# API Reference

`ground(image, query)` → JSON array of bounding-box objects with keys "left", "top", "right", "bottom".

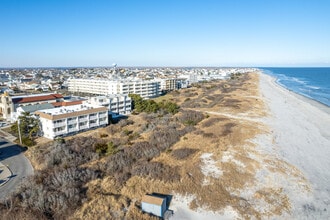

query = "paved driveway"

[{"left": 0, "top": 138, "right": 34, "bottom": 201}]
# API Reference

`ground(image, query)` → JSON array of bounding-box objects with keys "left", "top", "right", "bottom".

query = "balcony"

[
  {"left": 68, "top": 128, "right": 77, "bottom": 133},
  {"left": 78, "top": 117, "right": 88, "bottom": 122},
  {"left": 54, "top": 122, "right": 66, "bottom": 127},
  {"left": 68, "top": 120, "right": 77, "bottom": 125},
  {"left": 54, "top": 130, "right": 66, "bottom": 136},
  {"left": 79, "top": 125, "right": 89, "bottom": 130},
  {"left": 89, "top": 122, "right": 98, "bottom": 127},
  {"left": 89, "top": 115, "right": 97, "bottom": 120},
  {"left": 99, "top": 120, "right": 107, "bottom": 125}
]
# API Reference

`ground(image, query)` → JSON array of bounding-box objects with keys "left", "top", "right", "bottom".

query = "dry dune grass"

[
  {"left": 20, "top": 72, "right": 308, "bottom": 219},
  {"left": 71, "top": 72, "right": 284, "bottom": 219}
]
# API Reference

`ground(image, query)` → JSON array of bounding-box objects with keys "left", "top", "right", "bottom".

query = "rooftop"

[
  {"left": 37, "top": 103, "right": 105, "bottom": 116},
  {"left": 141, "top": 195, "right": 165, "bottom": 206},
  {"left": 12, "top": 93, "right": 63, "bottom": 104}
]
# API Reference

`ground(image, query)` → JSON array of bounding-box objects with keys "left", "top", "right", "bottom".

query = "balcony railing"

[
  {"left": 68, "top": 120, "right": 77, "bottom": 125},
  {"left": 89, "top": 116, "right": 97, "bottom": 120},
  {"left": 54, "top": 122, "right": 66, "bottom": 127},
  {"left": 79, "top": 125, "right": 89, "bottom": 130},
  {"left": 89, "top": 122, "right": 98, "bottom": 127},
  {"left": 54, "top": 130, "right": 66, "bottom": 136},
  {"left": 68, "top": 128, "right": 77, "bottom": 133},
  {"left": 78, "top": 117, "right": 88, "bottom": 122}
]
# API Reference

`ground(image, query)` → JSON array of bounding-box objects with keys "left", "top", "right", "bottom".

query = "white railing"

[
  {"left": 79, "top": 125, "right": 89, "bottom": 130},
  {"left": 54, "top": 122, "right": 66, "bottom": 127},
  {"left": 99, "top": 120, "right": 107, "bottom": 125},
  {"left": 89, "top": 122, "right": 98, "bottom": 127},
  {"left": 99, "top": 113, "right": 107, "bottom": 118},
  {"left": 68, "top": 120, "right": 77, "bottom": 125},
  {"left": 54, "top": 130, "right": 66, "bottom": 136},
  {"left": 78, "top": 117, "right": 88, "bottom": 122},
  {"left": 89, "top": 116, "right": 97, "bottom": 120},
  {"left": 68, "top": 128, "right": 77, "bottom": 133}
]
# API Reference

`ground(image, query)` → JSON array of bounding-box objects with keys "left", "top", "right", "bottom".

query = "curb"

[{"left": 0, "top": 162, "right": 13, "bottom": 187}]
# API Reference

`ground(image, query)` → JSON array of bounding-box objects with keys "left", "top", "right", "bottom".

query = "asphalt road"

[{"left": 0, "top": 138, "right": 34, "bottom": 201}]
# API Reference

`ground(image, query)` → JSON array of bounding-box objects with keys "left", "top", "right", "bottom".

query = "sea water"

[{"left": 261, "top": 68, "right": 330, "bottom": 107}]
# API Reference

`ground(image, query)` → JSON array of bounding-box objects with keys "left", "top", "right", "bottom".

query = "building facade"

[
  {"left": 88, "top": 94, "right": 131, "bottom": 116},
  {"left": 35, "top": 104, "right": 108, "bottom": 139},
  {"left": 0, "top": 92, "right": 64, "bottom": 121},
  {"left": 68, "top": 78, "right": 161, "bottom": 99}
]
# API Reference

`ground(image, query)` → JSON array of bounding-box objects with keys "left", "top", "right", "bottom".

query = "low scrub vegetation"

[
  {"left": 0, "top": 74, "right": 257, "bottom": 219},
  {"left": 129, "top": 94, "right": 180, "bottom": 114},
  {"left": 171, "top": 148, "right": 198, "bottom": 160}
]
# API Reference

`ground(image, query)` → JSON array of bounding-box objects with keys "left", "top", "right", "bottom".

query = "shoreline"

[
  {"left": 258, "top": 71, "right": 330, "bottom": 218},
  {"left": 270, "top": 75, "right": 330, "bottom": 115}
]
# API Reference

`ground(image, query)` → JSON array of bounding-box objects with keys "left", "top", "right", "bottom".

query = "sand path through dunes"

[{"left": 259, "top": 72, "right": 330, "bottom": 219}]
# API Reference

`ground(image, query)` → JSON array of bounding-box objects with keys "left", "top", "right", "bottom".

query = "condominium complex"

[
  {"left": 159, "top": 78, "right": 188, "bottom": 91},
  {"left": 35, "top": 104, "right": 108, "bottom": 139},
  {"left": 68, "top": 78, "right": 161, "bottom": 98},
  {"left": 87, "top": 94, "right": 131, "bottom": 116}
]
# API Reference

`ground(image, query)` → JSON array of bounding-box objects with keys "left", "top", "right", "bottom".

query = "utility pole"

[{"left": 17, "top": 118, "right": 22, "bottom": 144}]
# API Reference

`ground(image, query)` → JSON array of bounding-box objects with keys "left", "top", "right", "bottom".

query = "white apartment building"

[
  {"left": 87, "top": 94, "right": 131, "bottom": 116},
  {"left": 159, "top": 78, "right": 189, "bottom": 91},
  {"left": 68, "top": 78, "right": 161, "bottom": 99},
  {"left": 35, "top": 104, "right": 108, "bottom": 140}
]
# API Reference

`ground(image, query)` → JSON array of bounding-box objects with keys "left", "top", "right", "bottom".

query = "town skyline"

[{"left": 1, "top": 0, "right": 330, "bottom": 68}]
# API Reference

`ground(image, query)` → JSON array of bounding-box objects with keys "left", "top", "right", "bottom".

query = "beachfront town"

[{"left": 0, "top": 67, "right": 255, "bottom": 140}]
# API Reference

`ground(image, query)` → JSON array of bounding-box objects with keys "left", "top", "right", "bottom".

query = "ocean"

[{"left": 261, "top": 67, "right": 330, "bottom": 107}]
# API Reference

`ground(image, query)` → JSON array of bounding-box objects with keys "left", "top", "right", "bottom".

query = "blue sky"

[{"left": 0, "top": 0, "right": 329, "bottom": 67}]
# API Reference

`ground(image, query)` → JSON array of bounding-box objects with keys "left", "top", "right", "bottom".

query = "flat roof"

[{"left": 35, "top": 103, "right": 108, "bottom": 120}]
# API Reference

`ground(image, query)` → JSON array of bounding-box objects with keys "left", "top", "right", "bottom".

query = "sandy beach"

[
  {"left": 258, "top": 72, "right": 330, "bottom": 219},
  {"left": 169, "top": 72, "right": 330, "bottom": 219}
]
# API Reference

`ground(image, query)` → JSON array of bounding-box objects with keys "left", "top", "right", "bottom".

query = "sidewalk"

[
  {"left": 0, "top": 162, "right": 12, "bottom": 187},
  {"left": 0, "top": 127, "right": 17, "bottom": 142}
]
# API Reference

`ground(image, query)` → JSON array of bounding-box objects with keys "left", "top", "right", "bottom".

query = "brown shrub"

[
  {"left": 202, "top": 117, "right": 223, "bottom": 127},
  {"left": 171, "top": 148, "right": 198, "bottom": 160},
  {"left": 221, "top": 122, "right": 237, "bottom": 136},
  {"left": 178, "top": 110, "right": 205, "bottom": 126},
  {"left": 131, "top": 161, "right": 180, "bottom": 182}
]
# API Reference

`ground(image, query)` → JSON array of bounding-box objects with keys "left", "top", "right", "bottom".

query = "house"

[{"left": 141, "top": 194, "right": 167, "bottom": 218}]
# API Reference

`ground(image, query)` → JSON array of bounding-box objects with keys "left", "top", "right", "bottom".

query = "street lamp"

[{"left": 17, "top": 118, "right": 22, "bottom": 144}]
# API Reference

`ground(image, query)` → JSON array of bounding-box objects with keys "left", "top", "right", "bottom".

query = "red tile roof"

[
  {"left": 12, "top": 94, "right": 64, "bottom": 104},
  {"left": 52, "top": 100, "right": 83, "bottom": 107}
]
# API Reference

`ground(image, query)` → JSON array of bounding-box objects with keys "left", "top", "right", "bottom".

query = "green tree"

[{"left": 11, "top": 112, "right": 40, "bottom": 146}]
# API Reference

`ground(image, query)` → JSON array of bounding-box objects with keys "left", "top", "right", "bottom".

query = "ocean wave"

[
  {"left": 306, "top": 85, "right": 320, "bottom": 90},
  {"left": 263, "top": 68, "right": 330, "bottom": 107}
]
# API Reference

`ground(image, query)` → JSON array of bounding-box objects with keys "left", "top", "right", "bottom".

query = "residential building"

[
  {"left": 14, "top": 103, "right": 54, "bottom": 121},
  {"left": 0, "top": 92, "right": 64, "bottom": 121},
  {"left": 87, "top": 94, "right": 131, "bottom": 116},
  {"left": 35, "top": 104, "right": 108, "bottom": 140},
  {"left": 160, "top": 78, "right": 189, "bottom": 92},
  {"left": 68, "top": 78, "right": 161, "bottom": 98}
]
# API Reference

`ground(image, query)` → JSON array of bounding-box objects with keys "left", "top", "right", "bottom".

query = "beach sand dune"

[{"left": 169, "top": 72, "right": 330, "bottom": 219}]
